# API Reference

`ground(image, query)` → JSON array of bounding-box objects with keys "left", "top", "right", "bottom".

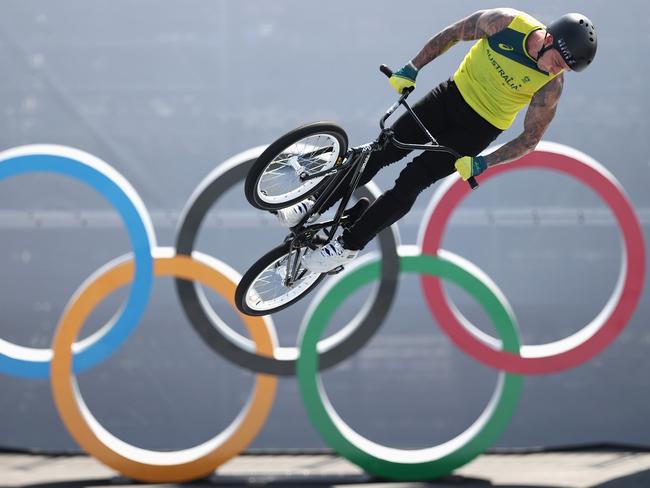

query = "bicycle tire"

[
  {"left": 235, "top": 241, "right": 326, "bottom": 316},
  {"left": 245, "top": 122, "right": 348, "bottom": 210}
]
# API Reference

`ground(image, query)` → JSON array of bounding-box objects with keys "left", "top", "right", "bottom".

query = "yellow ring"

[{"left": 50, "top": 250, "right": 277, "bottom": 483}]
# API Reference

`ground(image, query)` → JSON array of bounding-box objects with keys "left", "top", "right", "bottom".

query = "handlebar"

[{"left": 379, "top": 64, "right": 478, "bottom": 190}]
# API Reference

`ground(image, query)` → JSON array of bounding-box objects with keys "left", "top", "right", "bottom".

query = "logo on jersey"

[{"left": 498, "top": 43, "right": 515, "bottom": 52}]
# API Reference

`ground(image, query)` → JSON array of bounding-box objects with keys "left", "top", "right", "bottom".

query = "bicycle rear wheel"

[
  {"left": 235, "top": 241, "right": 325, "bottom": 316},
  {"left": 245, "top": 122, "right": 348, "bottom": 210}
]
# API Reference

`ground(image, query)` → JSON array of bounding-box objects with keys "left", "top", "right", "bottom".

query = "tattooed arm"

[
  {"left": 411, "top": 8, "right": 518, "bottom": 69},
  {"left": 484, "top": 74, "right": 564, "bottom": 168}
]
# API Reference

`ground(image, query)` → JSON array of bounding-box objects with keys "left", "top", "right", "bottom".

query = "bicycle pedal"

[{"left": 327, "top": 265, "right": 345, "bottom": 275}]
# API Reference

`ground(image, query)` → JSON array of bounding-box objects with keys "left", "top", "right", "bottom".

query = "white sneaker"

[
  {"left": 302, "top": 236, "right": 359, "bottom": 273},
  {"left": 276, "top": 198, "right": 317, "bottom": 228}
]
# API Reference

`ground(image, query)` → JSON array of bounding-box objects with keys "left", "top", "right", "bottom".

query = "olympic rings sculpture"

[{"left": 0, "top": 142, "right": 645, "bottom": 482}]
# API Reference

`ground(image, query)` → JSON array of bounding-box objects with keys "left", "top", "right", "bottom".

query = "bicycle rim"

[
  {"left": 256, "top": 134, "right": 341, "bottom": 205},
  {"left": 244, "top": 250, "right": 322, "bottom": 312}
]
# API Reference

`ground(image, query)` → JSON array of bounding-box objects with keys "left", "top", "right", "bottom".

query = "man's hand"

[
  {"left": 455, "top": 155, "right": 487, "bottom": 181},
  {"left": 389, "top": 62, "right": 418, "bottom": 94}
]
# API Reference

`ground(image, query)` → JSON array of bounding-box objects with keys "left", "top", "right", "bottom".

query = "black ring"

[{"left": 174, "top": 147, "right": 400, "bottom": 375}]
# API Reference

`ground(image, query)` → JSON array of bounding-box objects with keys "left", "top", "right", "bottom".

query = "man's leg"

[
  {"left": 341, "top": 124, "right": 502, "bottom": 250},
  {"left": 300, "top": 150, "right": 454, "bottom": 272},
  {"left": 341, "top": 151, "right": 455, "bottom": 250}
]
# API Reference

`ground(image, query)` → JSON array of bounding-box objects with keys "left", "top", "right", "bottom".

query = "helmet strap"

[{"left": 535, "top": 31, "right": 553, "bottom": 62}]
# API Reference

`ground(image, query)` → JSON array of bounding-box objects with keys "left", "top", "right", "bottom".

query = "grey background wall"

[{"left": 0, "top": 0, "right": 648, "bottom": 452}]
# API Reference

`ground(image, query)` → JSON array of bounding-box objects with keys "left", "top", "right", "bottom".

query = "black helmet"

[{"left": 546, "top": 13, "right": 597, "bottom": 72}]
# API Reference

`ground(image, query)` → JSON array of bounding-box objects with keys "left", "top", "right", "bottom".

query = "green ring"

[{"left": 297, "top": 254, "right": 523, "bottom": 481}]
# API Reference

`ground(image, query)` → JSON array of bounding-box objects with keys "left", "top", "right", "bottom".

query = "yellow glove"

[
  {"left": 388, "top": 62, "right": 418, "bottom": 94},
  {"left": 454, "top": 155, "right": 487, "bottom": 181}
]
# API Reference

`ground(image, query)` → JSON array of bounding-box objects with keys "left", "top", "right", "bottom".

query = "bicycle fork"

[{"left": 284, "top": 241, "right": 307, "bottom": 287}]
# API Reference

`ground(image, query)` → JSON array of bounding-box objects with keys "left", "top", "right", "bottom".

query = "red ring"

[{"left": 420, "top": 143, "right": 645, "bottom": 374}]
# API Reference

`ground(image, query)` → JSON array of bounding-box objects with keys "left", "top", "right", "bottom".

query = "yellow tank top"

[{"left": 453, "top": 13, "right": 559, "bottom": 130}]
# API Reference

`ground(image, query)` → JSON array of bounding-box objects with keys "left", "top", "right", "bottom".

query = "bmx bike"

[{"left": 235, "top": 65, "right": 477, "bottom": 316}]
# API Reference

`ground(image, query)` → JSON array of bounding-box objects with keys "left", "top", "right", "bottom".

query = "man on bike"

[{"left": 276, "top": 8, "right": 597, "bottom": 272}]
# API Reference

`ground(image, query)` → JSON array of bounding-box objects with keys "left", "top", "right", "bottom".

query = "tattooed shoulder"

[
  {"left": 450, "top": 8, "right": 518, "bottom": 42},
  {"left": 476, "top": 8, "right": 519, "bottom": 37}
]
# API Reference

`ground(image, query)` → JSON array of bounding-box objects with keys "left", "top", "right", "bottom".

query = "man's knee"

[{"left": 383, "top": 186, "right": 418, "bottom": 216}]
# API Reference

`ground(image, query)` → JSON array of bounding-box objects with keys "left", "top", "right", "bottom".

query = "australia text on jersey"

[{"left": 485, "top": 47, "right": 529, "bottom": 91}]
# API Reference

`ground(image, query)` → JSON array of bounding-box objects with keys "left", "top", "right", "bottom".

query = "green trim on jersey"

[
  {"left": 453, "top": 12, "right": 560, "bottom": 130},
  {"left": 488, "top": 28, "right": 547, "bottom": 74}
]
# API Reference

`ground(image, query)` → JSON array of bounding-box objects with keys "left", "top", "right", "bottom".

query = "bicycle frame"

[{"left": 280, "top": 69, "right": 477, "bottom": 286}]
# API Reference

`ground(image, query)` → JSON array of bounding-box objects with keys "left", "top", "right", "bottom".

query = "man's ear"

[{"left": 544, "top": 33, "right": 554, "bottom": 47}]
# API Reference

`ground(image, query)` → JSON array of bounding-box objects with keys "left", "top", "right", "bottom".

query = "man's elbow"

[{"left": 521, "top": 135, "right": 541, "bottom": 153}]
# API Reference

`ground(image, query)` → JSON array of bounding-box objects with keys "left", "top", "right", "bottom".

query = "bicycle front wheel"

[
  {"left": 235, "top": 242, "right": 325, "bottom": 316},
  {"left": 245, "top": 122, "right": 348, "bottom": 210}
]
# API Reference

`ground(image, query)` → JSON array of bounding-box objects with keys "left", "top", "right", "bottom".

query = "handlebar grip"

[
  {"left": 468, "top": 177, "right": 479, "bottom": 190},
  {"left": 380, "top": 65, "right": 393, "bottom": 78},
  {"left": 380, "top": 64, "right": 414, "bottom": 95}
]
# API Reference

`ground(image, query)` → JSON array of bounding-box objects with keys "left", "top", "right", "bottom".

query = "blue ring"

[{"left": 0, "top": 152, "right": 154, "bottom": 378}]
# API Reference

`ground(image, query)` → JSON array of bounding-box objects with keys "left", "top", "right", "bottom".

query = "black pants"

[{"left": 325, "top": 79, "right": 502, "bottom": 250}]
